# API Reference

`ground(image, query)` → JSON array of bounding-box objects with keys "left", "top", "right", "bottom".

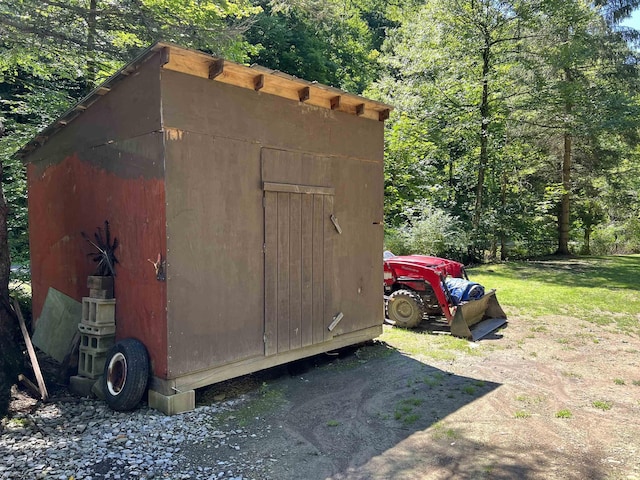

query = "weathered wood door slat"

[{"left": 264, "top": 189, "right": 333, "bottom": 356}]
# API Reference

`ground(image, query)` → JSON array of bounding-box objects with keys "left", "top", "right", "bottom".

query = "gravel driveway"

[{"left": 3, "top": 312, "right": 640, "bottom": 480}]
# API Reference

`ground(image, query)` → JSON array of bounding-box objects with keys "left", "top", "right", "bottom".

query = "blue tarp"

[{"left": 444, "top": 277, "right": 485, "bottom": 305}]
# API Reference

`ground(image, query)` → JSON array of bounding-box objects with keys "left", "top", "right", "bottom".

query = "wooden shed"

[{"left": 18, "top": 42, "right": 391, "bottom": 414}]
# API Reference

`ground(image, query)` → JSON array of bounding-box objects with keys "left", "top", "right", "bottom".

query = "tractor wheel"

[
  {"left": 387, "top": 289, "right": 425, "bottom": 328},
  {"left": 102, "top": 338, "right": 149, "bottom": 411}
]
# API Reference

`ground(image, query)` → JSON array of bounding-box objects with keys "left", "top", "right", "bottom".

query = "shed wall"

[
  {"left": 161, "top": 70, "right": 383, "bottom": 378},
  {"left": 26, "top": 52, "right": 170, "bottom": 377}
]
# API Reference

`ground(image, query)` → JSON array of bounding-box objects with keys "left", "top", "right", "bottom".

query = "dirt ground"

[
  {"left": 188, "top": 312, "right": 640, "bottom": 480},
  {"left": 6, "top": 308, "right": 640, "bottom": 479}
]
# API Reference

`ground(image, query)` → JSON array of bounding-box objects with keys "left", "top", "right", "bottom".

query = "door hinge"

[
  {"left": 328, "top": 312, "right": 344, "bottom": 332},
  {"left": 330, "top": 214, "right": 342, "bottom": 234}
]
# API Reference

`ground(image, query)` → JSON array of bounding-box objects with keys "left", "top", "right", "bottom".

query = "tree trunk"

[
  {"left": 557, "top": 130, "right": 572, "bottom": 255},
  {"left": 0, "top": 155, "right": 22, "bottom": 417},
  {"left": 500, "top": 171, "right": 507, "bottom": 261},
  {"left": 473, "top": 39, "right": 491, "bottom": 232},
  {"left": 85, "top": 0, "right": 98, "bottom": 90},
  {"left": 557, "top": 67, "right": 573, "bottom": 256},
  {"left": 583, "top": 227, "right": 591, "bottom": 255}
]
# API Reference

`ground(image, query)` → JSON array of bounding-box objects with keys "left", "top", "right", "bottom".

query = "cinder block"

[
  {"left": 89, "top": 288, "right": 114, "bottom": 299},
  {"left": 87, "top": 276, "right": 114, "bottom": 290},
  {"left": 69, "top": 375, "right": 98, "bottom": 397},
  {"left": 78, "top": 347, "right": 108, "bottom": 379},
  {"left": 78, "top": 322, "right": 116, "bottom": 336},
  {"left": 80, "top": 332, "right": 115, "bottom": 351},
  {"left": 148, "top": 389, "right": 195, "bottom": 415},
  {"left": 91, "top": 376, "right": 106, "bottom": 400},
  {"left": 81, "top": 297, "right": 116, "bottom": 326}
]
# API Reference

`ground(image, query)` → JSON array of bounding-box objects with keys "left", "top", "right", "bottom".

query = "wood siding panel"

[
  {"left": 265, "top": 191, "right": 331, "bottom": 354},
  {"left": 276, "top": 193, "right": 290, "bottom": 353},
  {"left": 161, "top": 71, "right": 384, "bottom": 163},
  {"left": 312, "top": 194, "right": 325, "bottom": 345},
  {"left": 300, "top": 195, "right": 314, "bottom": 348},
  {"left": 323, "top": 195, "right": 335, "bottom": 340},
  {"left": 27, "top": 51, "right": 164, "bottom": 174},
  {"left": 264, "top": 192, "right": 278, "bottom": 356},
  {"left": 289, "top": 193, "right": 302, "bottom": 351},
  {"left": 165, "top": 133, "right": 264, "bottom": 377},
  {"left": 26, "top": 142, "right": 168, "bottom": 378}
]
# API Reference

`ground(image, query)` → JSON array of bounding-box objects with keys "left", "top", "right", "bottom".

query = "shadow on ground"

[{"left": 191, "top": 340, "right": 507, "bottom": 479}]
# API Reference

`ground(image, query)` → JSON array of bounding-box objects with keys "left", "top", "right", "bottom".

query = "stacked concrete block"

[{"left": 77, "top": 276, "right": 116, "bottom": 379}]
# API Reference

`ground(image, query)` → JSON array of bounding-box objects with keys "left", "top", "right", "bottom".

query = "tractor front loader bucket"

[{"left": 449, "top": 290, "right": 507, "bottom": 341}]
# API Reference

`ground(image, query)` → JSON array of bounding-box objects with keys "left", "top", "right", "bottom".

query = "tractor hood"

[{"left": 383, "top": 253, "right": 467, "bottom": 279}]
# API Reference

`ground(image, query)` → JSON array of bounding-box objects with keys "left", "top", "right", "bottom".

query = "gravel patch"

[{"left": 0, "top": 396, "right": 268, "bottom": 480}]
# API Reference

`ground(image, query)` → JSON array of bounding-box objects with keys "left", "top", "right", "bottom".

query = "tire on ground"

[
  {"left": 102, "top": 338, "right": 150, "bottom": 411},
  {"left": 387, "top": 289, "right": 425, "bottom": 328}
]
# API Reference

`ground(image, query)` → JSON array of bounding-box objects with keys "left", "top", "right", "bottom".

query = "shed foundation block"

[
  {"left": 69, "top": 375, "right": 97, "bottom": 397},
  {"left": 148, "top": 389, "right": 195, "bottom": 415}
]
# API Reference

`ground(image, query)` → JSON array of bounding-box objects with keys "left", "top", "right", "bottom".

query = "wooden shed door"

[{"left": 264, "top": 182, "right": 335, "bottom": 356}]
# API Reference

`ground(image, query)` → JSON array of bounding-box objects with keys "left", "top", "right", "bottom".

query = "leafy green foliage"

[
  {"left": 384, "top": 203, "right": 469, "bottom": 261},
  {"left": 375, "top": 0, "right": 640, "bottom": 259},
  {"left": 246, "top": 0, "right": 381, "bottom": 92}
]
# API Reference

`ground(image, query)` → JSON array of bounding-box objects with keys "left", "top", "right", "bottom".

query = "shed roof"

[{"left": 17, "top": 42, "right": 393, "bottom": 161}]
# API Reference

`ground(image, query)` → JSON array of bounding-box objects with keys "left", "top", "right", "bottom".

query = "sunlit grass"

[
  {"left": 379, "top": 326, "right": 481, "bottom": 361},
  {"left": 469, "top": 255, "right": 640, "bottom": 334}
]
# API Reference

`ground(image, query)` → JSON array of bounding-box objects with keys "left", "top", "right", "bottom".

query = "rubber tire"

[
  {"left": 387, "top": 289, "right": 425, "bottom": 328},
  {"left": 103, "top": 338, "right": 149, "bottom": 411}
]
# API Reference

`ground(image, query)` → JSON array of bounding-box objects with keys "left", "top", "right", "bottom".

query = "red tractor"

[{"left": 383, "top": 251, "right": 507, "bottom": 340}]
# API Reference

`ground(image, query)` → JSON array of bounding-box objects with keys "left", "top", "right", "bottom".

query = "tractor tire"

[
  {"left": 103, "top": 338, "right": 149, "bottom": 411},
  {"left": 387, "top": 289, "right": 425, "bottom": 328}
]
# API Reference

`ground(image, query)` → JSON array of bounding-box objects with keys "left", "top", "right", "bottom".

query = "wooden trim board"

[{"left": 150, "top": 325, "right": 382, "bottom": 395}]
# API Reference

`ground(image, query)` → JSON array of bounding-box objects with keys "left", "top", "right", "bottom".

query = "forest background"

[
  {"left": 1, "top": 0, "right": 640, "bottom": 414},
  {"left": 2, "top": 0, "right": 640, "bottom": 265}
]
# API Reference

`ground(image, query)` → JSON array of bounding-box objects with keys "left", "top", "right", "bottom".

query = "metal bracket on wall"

[
  {"left": 330, "top": 215, "right": 342, "bottom": 234},
  {"left": 328, "top": 312, "right": 344, "bottom": 332}
]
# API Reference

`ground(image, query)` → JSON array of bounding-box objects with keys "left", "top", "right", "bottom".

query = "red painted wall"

[{"left": 27, "top": 154, "right": 169, "bottom": 377}]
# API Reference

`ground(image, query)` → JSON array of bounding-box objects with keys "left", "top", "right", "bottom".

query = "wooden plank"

[
  {"left": 277, "top": 192, "right": 290, "bottom": 353},
  {"left": 263, "top": 182, "right": 334, "bottom": 196},
  {"left": 264, "top": 192, "right": 278, "bottom": 356},
  {"left": 159, "top": 46, "right": 170, "bottom": 65},
  {"left": 163, "top": 48, "right": 211, "bottom": 78},
  {"left": 161, "top": 45, "right": 391, "bottom": 121},
  {"left": 289, "top": 193, "right": 302, "bottom": 351},
  {"left": 323, "top": 195, "right": 334, "bottom": 340},
  {"left": 298, "top": 87, "right": 310, "bottom": 102},
  {"left": 300, "top": 194, "right": 314, "bottom": 348},
  {"left": 18, "top": 374, "right": 42, "bottom": 399},
  {"left": 312, "top": 194, "right": 325, "bottom": 345},
  {"left": 378, "top": 109, "right": 390, "bottom": 121},
  {"left": 13, "top": 298, "right": 49, "bottom": 401},
  {"left": 208, "top": 59, "right": 224, "bottom": 79},
  {"left": 254, "top": 74, "right": 264, "bottom": 91},
  {"left": 170, "top": 325, "right": 382, "bottom": 393}
]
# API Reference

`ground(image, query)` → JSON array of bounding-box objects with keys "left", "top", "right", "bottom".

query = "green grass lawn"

[{"left": 467, "top": 255, "right": 640, "bottom": 334}]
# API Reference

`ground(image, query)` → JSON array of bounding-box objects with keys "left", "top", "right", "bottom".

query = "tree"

[
  {"left": 246, "top": 0, "right": 386, "bottom": 93},
  {"left": 373, "top": 0, "right": 536, "bottom": 258},
  {"left": 0, "top": 0, "right": 260, "bottom": 417},
  {"left": 0, "top": 123, "right": 22, "bottom": 416},
  {"left": 520, "top": 0, "right": 640, "bottom": 254}
]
